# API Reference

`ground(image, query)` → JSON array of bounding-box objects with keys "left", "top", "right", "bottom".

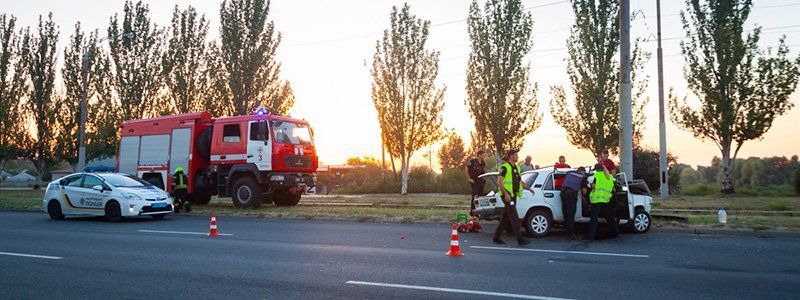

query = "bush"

[
  {"left": 736, "top": 185, "right": 796, "bottom": 197},
  {"left": 795, "top": 167, "right": 800, "bottom": 195},
  {"left": 765, "top": 200, "right": 790, "bottom": 211},
  {"left": 680, "top": 184, "right": 718, "bottom": 196}
]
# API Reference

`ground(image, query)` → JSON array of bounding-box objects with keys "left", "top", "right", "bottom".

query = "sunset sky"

[{"left": 4, "top": 0, "right": 800, "bottom": 169}]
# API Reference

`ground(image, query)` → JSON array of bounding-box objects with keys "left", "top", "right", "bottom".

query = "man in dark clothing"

[
  {"left": 464, "top": 149, "right": 487, "bottom": 210},
  {"left": 171, "top": 167, "right": 191, "bottom": 213},
  {"left": 560, "top": 167, "right": 584, "bottom": 240},
  {"left": 493, "top": 149, "right": 532, "bottom": 246}
]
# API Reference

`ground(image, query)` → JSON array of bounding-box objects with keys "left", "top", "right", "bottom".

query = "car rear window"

[{"left": 522, "top": 172, "right": 539, "bottom": 187}]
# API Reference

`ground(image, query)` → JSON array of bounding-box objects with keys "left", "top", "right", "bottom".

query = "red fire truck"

[{"left": 116, "top": 109, "right": 318, "bottom": 208}]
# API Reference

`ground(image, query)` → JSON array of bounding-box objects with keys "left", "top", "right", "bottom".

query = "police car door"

[
  {"left": 78, "top": 174, "right": 109, "bottom": 209},
  {"left": 60, "top": 174, "right": 84, "bottom": 212}
]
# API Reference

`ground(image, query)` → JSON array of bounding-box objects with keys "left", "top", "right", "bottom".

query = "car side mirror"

[{"left": 92, "top": 185, "right": 103, "bottom": 191}]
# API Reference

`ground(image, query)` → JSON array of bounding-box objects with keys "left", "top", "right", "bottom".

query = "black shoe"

[
  {"left": 493, "top": 237, "right": 506, "bottom": 245},
  {"left": 517, "top": 239, "right": 530, "bottom": 246}
]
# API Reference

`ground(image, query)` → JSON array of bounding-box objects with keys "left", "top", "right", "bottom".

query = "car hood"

[{"left": 117, "top": 186, "right": 169, "bottom": 200}]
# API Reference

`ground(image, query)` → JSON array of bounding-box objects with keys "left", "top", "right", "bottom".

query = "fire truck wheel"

[
  {"left": 273, "top": 191, "right": 301, "bottom": 207},
  {"left": 231, "top": 176, "right": 263, "bottom": 208},
  {"left": 189, "top": 192, "right": 212, "bottom": 205}
]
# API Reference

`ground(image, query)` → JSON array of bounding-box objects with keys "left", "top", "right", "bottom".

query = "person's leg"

[
  {"left": 470, "top": 183, "right": 480, "bottom": 210},
  {"left": 587, "top": 204, "right": 601, "bottom": 240},
  {"left": 604, "top": 204, "right": 619, "bottom": 237},
  {"left": 494, "top": 209, "right": 510, "bottom": 240},
  {"left": 562, "top": 188, "right": 577, "bottom": 237}
]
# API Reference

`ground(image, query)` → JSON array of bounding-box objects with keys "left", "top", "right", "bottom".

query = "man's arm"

[
  {"left": 521, "top": 180, "right": 535, "bottom": 194},
  {"left": 464, "top": 164, "right": 474, "bottom": 184},
  {"left": 497, "top": 175, "right": 510, "bottom": 201}
]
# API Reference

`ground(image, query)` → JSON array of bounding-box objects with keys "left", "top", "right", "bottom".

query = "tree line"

[
  {"left": 0, "top": 0, "right": 293, "bottom": 183},
  {"left": 371, "top": 0, "right": 799, "bottom": 195}
]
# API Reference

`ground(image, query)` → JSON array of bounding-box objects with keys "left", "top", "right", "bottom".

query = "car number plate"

[
  {"left": 152, "top": 202, "right": 167, "bottom": 208},
  {"left": 477, "top": 199, "right": 490, "bottom": 207}
]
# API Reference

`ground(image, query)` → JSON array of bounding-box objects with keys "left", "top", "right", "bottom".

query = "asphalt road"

[{"left": 0, "top": 211, "right": 798, "bottom": 299}]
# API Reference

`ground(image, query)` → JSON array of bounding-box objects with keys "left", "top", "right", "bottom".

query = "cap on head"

[{"left": 175, "top": 167, "right": 184, "bottom": 173}]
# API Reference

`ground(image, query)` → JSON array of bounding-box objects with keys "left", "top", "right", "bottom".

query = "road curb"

[{"left": 654, "top": 226, "right": 800, "bottom": 237}]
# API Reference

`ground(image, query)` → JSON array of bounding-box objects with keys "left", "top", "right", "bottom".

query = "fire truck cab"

[{"left": 117, "top": 109, "right": 318, "bottom": 208}]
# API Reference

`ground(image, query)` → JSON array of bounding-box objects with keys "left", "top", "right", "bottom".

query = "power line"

[{"left": 284, "top": 0, "right": 570, "bottom": 47}]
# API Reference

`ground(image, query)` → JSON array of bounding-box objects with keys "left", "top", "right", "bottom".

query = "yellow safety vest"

[
  {"left": 590, "top": 172, "right": 614, "bottom": 204},
  {"left": 498, "top": 162, "right": 523, "bottom": 197},
  {"left": 173, "top": 172, "right": 188, "bottom": 190}
]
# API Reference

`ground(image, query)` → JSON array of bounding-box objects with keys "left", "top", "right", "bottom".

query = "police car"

[
  {"left": 471, "top": 168, "right": 653, "bottom": 237},
  {"left": 42, "top": 171, "right": 174, "bottom": 221}
]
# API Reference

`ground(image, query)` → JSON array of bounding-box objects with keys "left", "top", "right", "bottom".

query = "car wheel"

[
  {"left": 631, "top": 208, "right": 651, "bottom": 234},
  {"left": 525, "top": 209, "right": 552, "bottom": 238},
  {"left": 151, "top": 214, "right": 166, "bottom": 220},
  {"left": 47, "top": 200, "right": 65, "bottom": 220},
  {"left": 231, "top": 176, "right": 263, "bottom": 208},
  {"left": 105, "top": 201, "right": 123, "bottom": 222},
  {"left": 273, "top": 190, "right": 301, "bottom": 207}
]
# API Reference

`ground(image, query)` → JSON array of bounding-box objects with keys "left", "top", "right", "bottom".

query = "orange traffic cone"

[
  {"left": 208, "top": 212, "right": 221, "bottom": 237},
  {"left": 446, "top": 224, "right": 464, "bottom": 256}
]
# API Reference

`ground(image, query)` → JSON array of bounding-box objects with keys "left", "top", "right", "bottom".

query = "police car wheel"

[
  {"left": 151, "top": 214, "right": 166, "bottom": 220},
  {"left": 47, "top": 200, "right": 65, "bottom": 220},
  {"left": 232, "top": 176, "right": 263, "bottom": 209},
  {"left": 524, "top": 209, "right": 552, "bottom": 238},
  {"left": 631, "top": 208, "right": 651, "bottom": 234},
  {"left": 105, "top": 201, "right": 123, "bottom": 222}
]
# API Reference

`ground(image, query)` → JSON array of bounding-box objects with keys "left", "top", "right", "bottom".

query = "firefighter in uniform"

[
  {"left": 171, "top": 167, "right": 191, "bottom": 213},
  {"left": 493, "top": 149, "right": 532, "bottom": 246},
  {"left": 585, "top": 163, "right": 619, "bottom": 241}
]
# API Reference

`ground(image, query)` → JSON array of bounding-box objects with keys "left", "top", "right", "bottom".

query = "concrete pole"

[
  {"left": 76, "top": 50, "right": 90, "bottom": 172},
  {"left": 657, "top": 0, "right": 669, "bottom": 199},
  {"left": 619, "top": 0, "right": 633, "bottom": 178}
]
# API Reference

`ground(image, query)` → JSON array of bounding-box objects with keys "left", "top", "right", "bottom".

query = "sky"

[{"left": 3, "top": 0, "right": 800, "bottom": 169}]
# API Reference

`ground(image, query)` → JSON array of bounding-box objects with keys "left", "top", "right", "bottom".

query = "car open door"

[{"left": 613, "top": 173, "right": 632, "bottom": 220}]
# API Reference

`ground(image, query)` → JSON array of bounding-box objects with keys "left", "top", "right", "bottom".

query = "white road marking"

[
  {"left": 0, "top": 251, "right": 63, "bottom": 260},
  {"left": 137, "top": 230, "right": 233, "bottom": 236},
  {"left": 470, "top": 246, "right": 649, "bottom": 258},
  {"left": 346, "top": 281, "right": 573, "bottom": 300}
]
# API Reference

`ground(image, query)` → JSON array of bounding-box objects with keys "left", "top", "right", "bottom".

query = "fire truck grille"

[{"left": 284, "top": 155, "right": 312, "bottom": 168}]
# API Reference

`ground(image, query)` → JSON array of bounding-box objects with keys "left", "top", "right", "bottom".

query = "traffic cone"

[
  {"left": 208, "top": 212, "right": 221, "bottom": 237},
  {"left": 445, "top": 224, "right": 464, "bottom": 256}
]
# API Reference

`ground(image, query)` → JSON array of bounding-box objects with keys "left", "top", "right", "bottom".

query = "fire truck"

[{"left": 116, "top": 109, "right": 318, "bottom": 208}]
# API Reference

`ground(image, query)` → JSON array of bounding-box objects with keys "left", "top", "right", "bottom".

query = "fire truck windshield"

[{"left": 272, "top": 121, "right": 313, "bottom": 145}]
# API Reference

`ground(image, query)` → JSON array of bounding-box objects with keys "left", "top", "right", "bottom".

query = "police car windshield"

[
  {"left": 98, "top": 174, "right": 150, "bottom": 188},
  {"left": 272, "top": 120, "right": 313, "bottom": 145}
]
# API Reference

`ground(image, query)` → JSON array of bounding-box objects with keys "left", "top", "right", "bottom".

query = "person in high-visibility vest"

[
  {"left": 171, "top": 167, "right": 191, "bottom": 213},
  {"left": 493, "top": 149, "right": 533, "bottom": 246},
  {"left": 585, "top": 163, "right": 619, "bottom": 241}
]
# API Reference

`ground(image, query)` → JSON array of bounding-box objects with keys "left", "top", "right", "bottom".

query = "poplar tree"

[
  {"left": 162, "top": 5, "right": 210, "bottom": 114},
  {"left": 217, "top": 0, "right": 294, "bottom": 115},
  {"left": 20, "top": 13, "right": 59, "bottom": 184},
  {"left": 0, "top": 14, "right": 27, "bottom": 173},
  {"left": 107, "top": 0, "right": 165, "bottom": 120},
  {"left": 550, "top": 0, "right": 649, "bottom": 157},
  {"left": 372, "top": 4, "right": 446, "bottom": 195},
  {"left": 58, "top": 23, "right": 103, "bottom": 166},
  {"left": 670, "top": 0, "right": 800, "bottom": 194},
  {"left": 438, "top": 133, "right": 466, "bottom": 171},
  {"left": 466, "top": 0, "right": 542, "bottom": 161}
]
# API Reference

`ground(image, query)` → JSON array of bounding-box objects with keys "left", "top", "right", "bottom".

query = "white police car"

[{"left": 42, "top": 172, "right": 174, "bottom": 221}]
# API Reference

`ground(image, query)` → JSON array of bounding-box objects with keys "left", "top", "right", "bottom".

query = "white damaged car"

[
  {"left": 471, "top": 168, "right": 653, "bottom": 237},
  {"left": 43, "top": 172, "right": 174, "bottom": 221}
]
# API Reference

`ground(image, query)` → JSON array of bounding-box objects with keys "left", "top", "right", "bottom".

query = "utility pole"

[
  {"left": 76, "top": 32, "right": 133, "bottom": 172},
  {"left": 657, "top": 0, "right": 669, "bottom": 199},
  {"left": 619, "top": 0, "right": 633, "bottom": 178}
]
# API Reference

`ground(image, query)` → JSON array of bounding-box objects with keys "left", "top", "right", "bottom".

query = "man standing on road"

[
  {"left": 171, "top": 167, "right": 191, "bottom": 213},
  {"left": 464, "top": 149, "right": 487, "bottom": 211},
  {"left": 598, "top": 149, "right": 617, "bottom": 175},
  {"left": 585, "top": 163, "right": 619, "bottom": 241},
  {"left": 519, "top": 155, "right": 534, "bottom": 172},
  {"left": 553, "top": 155, "right": 571, "bottom": 189},
  {"left": 560, "top": 166, "right": 584, "bottom": 240},
  {"left": 494, "top": 149, "right": 532, "bottom": 246}
]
